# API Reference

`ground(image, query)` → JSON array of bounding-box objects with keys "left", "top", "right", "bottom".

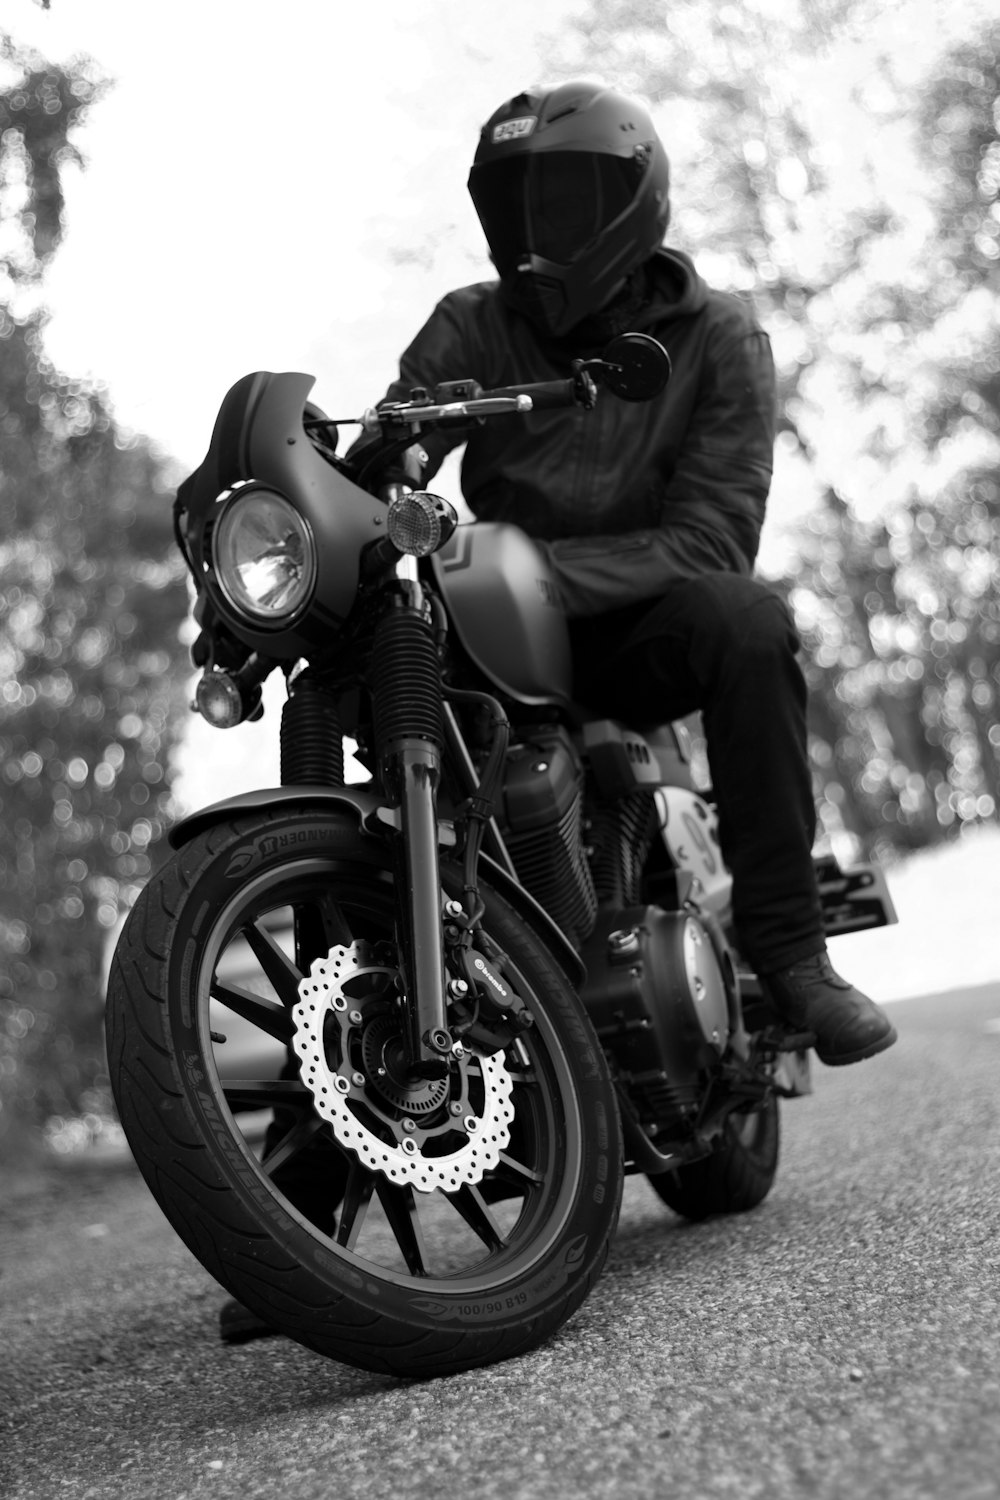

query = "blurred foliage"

[
  {"left": 0, "top": 36, "right": 188, "bottom": 1157},
  {"left": 0, "top": 32, "right": 109, "bottom": 285},
  {"left": 555, "top": 0, "right": 1000, "bottom": 860}
]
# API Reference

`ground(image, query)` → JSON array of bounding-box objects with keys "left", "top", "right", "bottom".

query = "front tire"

[
  {"left": 106, "top": 807, "right": 622, "bottom": 1377},
  {"left": 647, "top": 1096, "right": 779, "bottom": 1222}
]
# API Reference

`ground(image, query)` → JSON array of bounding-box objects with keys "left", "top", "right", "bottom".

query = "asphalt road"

[{"left": 3, "top": 984, "right": 999, "bottom": 1500}]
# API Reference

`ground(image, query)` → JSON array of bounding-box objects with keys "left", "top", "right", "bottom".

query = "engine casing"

[{"left": 580, "top": 904, "right": 736, "bottom": 1135}]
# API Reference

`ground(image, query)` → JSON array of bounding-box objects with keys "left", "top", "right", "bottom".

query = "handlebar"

[
  {"left": 321, "top": 335, "right": 670, "bottom": 446},
  {"left": 363, "top": 392, "right": 533, "bottom": 432},
  {"left": 482, "top": 378, "right": 591, "bottom": 413},
  {"left": 356, "top": 370, "right": 597, "bottom": 436}
]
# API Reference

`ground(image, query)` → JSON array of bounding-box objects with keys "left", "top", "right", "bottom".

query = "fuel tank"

[{"left": 431, "top": 523, "right": 573, "bottom": 705}]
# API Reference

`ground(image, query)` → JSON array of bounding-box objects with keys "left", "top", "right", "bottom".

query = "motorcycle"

[{"left": 105, "top": 334, "right": 896, "bottom": 1378}]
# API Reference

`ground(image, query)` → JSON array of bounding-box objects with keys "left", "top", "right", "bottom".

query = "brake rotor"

[{"left": 291, "top": 939, "right": 515, "bottom": 1193}]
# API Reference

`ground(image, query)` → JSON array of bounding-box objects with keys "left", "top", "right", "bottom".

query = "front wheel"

[
  {"left": 106, "top": 807, "right": 623, "bottom": 1378},
  {"left": 647, "top": 1096, "right": 780, "bottom": 1222}
]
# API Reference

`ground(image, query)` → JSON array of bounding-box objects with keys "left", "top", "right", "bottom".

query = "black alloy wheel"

[{"left": 106, "top": 807, "right": 623, "bottom": 1376}]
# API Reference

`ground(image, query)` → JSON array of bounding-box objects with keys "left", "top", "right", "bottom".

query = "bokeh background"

[{"left": 1, "top": 0, "right": 998, "bottom": 1165}]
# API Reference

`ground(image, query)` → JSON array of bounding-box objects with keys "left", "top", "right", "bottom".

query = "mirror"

[{"left": 596, "top": 333, "right": 671, "bottom": 401}]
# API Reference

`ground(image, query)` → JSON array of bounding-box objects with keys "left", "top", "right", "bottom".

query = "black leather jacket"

[{"left": 375, "top": 247, "right": 775, "bottom": 617}]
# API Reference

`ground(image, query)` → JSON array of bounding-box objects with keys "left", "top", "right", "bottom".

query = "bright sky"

[
  {"left": 8, "top": 0, "right": 584, "bottom": 467},
  {"left": 6, "top": 0, "right": 591, "bottom": 805},
  {"left": 1, "top": 0, "right": 914, "bottom": 805},
  {"left": 9, "top": 2, "right": 999, "bottom": 1003}
]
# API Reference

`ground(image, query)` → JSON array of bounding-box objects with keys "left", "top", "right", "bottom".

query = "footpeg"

[{"left": 761, "top": 1026, "right": 817, "bottom": 1053}]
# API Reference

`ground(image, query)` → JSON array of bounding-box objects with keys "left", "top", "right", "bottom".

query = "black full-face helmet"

[{"left": 468, "top": 81, "right": 671, "bottom": 338}]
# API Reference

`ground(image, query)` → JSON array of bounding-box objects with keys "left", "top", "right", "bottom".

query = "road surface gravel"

[{"left": 2, "top": 984, "right": 998, "bottom": 1500}]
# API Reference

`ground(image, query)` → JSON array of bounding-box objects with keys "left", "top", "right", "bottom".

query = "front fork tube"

[
  {"left": 373, "top": 566, "right": 452, "bottom": 1079},
  {"left": 388, "top": 739, "right": 452, "bottom": 1078}
]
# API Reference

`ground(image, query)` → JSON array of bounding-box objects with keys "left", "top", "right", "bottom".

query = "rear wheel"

[
  {"left": 106, "top": 807, "right": 623, "bottom": 1377},
  {"left": 647, "top": 1096, "right": 779, "bottom": 1221}
]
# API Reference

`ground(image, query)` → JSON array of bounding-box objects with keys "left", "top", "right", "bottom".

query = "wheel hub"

[
  {"left": 360, "top": 1014, "right": 450, "bottom": 1115},
  {"left": 291, "top": 939, "right": 515, "bottom": 1192}
]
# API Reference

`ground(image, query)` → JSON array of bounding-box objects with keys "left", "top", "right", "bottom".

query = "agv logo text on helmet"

[{"left": 492, "top": 117, "right": 537, "bottom": 143}]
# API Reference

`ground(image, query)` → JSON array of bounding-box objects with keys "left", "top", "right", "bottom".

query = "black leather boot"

[
  {"left": 762, "top": 950, "right": 898, "bottom": 1066},
  {"left": 219, "top": 1298, "right": 278, "bottom": 1345},
  {"left": 217, "top": 1087, "right": 348, "bottom": 1346}
]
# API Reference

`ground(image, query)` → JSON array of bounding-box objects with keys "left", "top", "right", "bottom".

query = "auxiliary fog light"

[
  {"left": 194, "top": 669, "right": 257, "bottom": 729},
  {"left": 386, "top": 491, "right": 457, "bottom": 557}
]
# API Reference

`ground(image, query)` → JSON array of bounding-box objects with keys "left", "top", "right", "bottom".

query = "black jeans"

[{"left": 569, "top": 572, "right": 824, "bottom": 974}]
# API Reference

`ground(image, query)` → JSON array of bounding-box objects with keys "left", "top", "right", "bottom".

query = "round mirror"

[{"left": 598, "top": 333, "right": 671, "bottom": 401}]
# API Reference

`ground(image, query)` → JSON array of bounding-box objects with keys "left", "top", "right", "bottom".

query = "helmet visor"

[{"left": 470, "top": 150, "right": 645, "bottom": 274}]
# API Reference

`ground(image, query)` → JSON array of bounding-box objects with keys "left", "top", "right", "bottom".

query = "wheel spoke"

[
  {"left": 243, "top": 920, "right": 305, "bottom": 1005},
  {"left": 295, "top": 891, "right": 352, "bottom": 969},
  {"left": 222, "top": 1079, "right": 312, "bottom": 1112},
  {"left": 376, "top": 1179, "right": 429, "bottom": 1276},
  {"left": 336, "top": 1159, "right": 376, "bottom": 1252},
  {"left": 259, "top": 1113, "right": 326, "bottom": 1176},
  {"left": 504, "top": 1063, "right": 539, "bottom": 1087},
  {"left": 495, "top": 1150, "right": 544, "bottom": 1186},
  {"left": 446, "top": 1184, "right": 508, "bottom": 1251},
  {"left": 211, "top": 980, "right": 294, "bottom": 1042}
]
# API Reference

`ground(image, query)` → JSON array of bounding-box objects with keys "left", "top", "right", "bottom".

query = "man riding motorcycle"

[
  {"left": 218, "top": 78, "right": 895, "bottom": 1344},
  {"left": 372, "top": 80, "right": 896, "bottom": 1064}
]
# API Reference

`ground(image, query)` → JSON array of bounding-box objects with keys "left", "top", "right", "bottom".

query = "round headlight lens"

[{"left": 213, "top": 489, "right": 316, "bottom": 622}]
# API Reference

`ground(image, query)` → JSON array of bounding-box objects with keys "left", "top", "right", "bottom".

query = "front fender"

[
  {"left": 167, "top": 784, "right": 385, "bottom": 849},
  {"left": 166, "top": 785, "right": 585, "bottom": 986}
]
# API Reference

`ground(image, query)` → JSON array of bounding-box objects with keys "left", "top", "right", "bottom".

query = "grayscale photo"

[{"left": 2, "top": 1, "right": 998, "bottom": 1497}]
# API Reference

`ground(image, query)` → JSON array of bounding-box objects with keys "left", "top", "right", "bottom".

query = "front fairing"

[{"left": 177, "top": 372, "right": 387, "bottom": 659}]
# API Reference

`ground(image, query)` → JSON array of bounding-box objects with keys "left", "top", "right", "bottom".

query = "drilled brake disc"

[{"left": 291, "top": 940, "right": 515, "bottom": 1193}]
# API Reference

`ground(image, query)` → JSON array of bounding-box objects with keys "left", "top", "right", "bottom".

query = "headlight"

[{"left": 213, "top": 488, "right": 316, "bottom": 622}]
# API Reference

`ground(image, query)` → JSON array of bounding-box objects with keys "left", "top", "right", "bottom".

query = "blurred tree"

[
  {"left": 0, "top": 37, "right": 189, "bottom": 1160},
  {"left": 551, "top": 0, "right": 1000, "bottom": 859}
]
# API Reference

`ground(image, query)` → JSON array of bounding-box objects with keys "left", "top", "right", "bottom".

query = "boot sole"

[
  {"left": 816, "top": 1022, "right": 898, "bottom": 1068},
  {"left": 219, "top": 1301, "right": 280, "bottom": 1345}
]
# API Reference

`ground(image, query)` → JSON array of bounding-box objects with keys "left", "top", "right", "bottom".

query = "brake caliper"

[{"left": 447, "top": 940, "right": 535, "bottom": 1055}]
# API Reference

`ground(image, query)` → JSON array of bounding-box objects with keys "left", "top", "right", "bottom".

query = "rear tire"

[
  {"left": 106, "top": 806, "right": 623, "bottom": 1378},
  {"left": 647, "top": 1096, "right": 779, "bottom": 1222}
]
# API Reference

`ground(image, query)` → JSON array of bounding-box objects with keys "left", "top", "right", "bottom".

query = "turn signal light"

[
  {"left": 386, "top": 491, "right": 458, "bottom": 557},
  {"left": 194, "top": 669, "right": 261, "bottom": 729}
]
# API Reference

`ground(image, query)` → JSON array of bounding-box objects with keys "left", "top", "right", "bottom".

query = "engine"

[
  {"left": 498, "top": 725, "right": 597, "bottom": 949},
  {"left": 580, "top": 904, "right": 736, "bottom": 1140},
  {"left": 498, "top": 721, "right": 737, "bottom": 1142}
]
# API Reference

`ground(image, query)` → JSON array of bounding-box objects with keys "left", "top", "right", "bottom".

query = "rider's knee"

[{"left": 676, "top": 573, "right": 799, "bottom": 661}]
